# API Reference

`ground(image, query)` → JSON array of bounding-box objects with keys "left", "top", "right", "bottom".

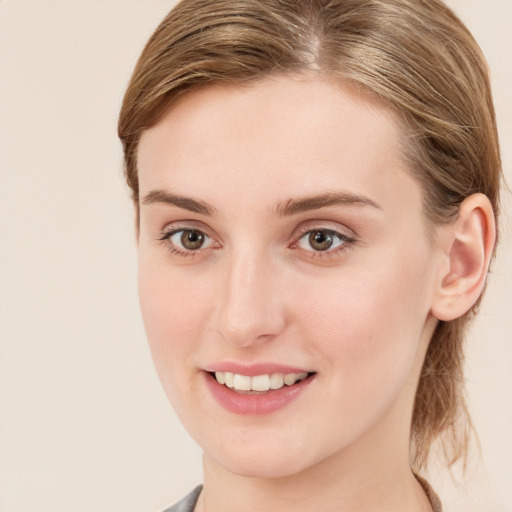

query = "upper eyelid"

[
  {"left": 160, "top": 226, "right": 215, "bottom": 244},
  {"left": 298, "top": 228, "right": 351, "bottom": 239},
  {"left": 160, "top": 221, "right": 218, "bottom": 238},
  {"left": 161, "top": 219, "right": 207, "bottom": 230},
  {"left": 291, "top": 220, "right": 357, "bottom": 240},
  {"left": 156, "top": 220, "right": 356, "bottom": 245},
  {"left": 158, "top": 228, "right": 218, "bottom": 257},
  {"left": 293, "top": 228, "right": 355, "bottom": 248},
  {"left": 161, "top": 227, "right": 208, "bottom": 240}
]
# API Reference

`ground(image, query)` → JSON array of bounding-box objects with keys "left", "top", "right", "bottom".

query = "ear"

[{"left": 431, "top": 193, "right": 496, "bottom": 321}]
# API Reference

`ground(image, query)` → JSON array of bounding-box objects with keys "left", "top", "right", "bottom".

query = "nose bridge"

[{"left": 215, "top": 244, "right": 284, "bottom": 346}]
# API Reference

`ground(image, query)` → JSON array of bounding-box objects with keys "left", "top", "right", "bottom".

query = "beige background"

[{"left": 0, "top": 1, "right": 510, "bottom": 511}]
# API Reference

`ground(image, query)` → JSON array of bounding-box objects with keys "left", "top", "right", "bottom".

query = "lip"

[
  {"left": 205, "top": 362, "right": 313, "bottom": 377},
  {"left": 202, "top": 368, "right": 315, "bottom": 415}
]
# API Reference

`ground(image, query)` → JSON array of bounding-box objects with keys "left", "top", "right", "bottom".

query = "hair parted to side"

[{"left": 118, "top": 0, "right": 501, "bottom": 469}]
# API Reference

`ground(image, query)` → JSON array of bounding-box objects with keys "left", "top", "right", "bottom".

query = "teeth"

[
  {"left": 251, "top": 374, "right": 270, "bottom": 392},
  {"left": 284, "top": 373, "right": 297, "bottom": 386},
  {"left": 224, "top": 372, "right": 234, "bottom": 388},
  {"left": 233, "top": 374, "right": 251, "bottom": 391},
  {"left": 269, "top": 373, "right": 284, "bottom": 389},
  {"left": 213, "top": 371, "right": 308, "bottom": 392}
]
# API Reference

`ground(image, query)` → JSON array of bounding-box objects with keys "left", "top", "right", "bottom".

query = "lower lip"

[{"left": 203, "top": 372, "right": 314, "bottom": 415}]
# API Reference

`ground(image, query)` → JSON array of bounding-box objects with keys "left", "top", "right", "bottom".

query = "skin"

[{"left": 136, "top": 76, "right": 460, "bottom": 511}]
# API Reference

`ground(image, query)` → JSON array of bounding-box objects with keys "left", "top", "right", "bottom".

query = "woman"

[{"left": 118, "top": 0, "right": 501, "bottom": 510}]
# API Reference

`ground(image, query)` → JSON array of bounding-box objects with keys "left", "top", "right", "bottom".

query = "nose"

[{"left": 214, "top": 248, "right": 286, "bottom": 347}]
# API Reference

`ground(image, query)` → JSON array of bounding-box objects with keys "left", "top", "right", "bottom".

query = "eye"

[
  {"left": 162, "top": 228, "right": 215, "bottom": 253},
  {"left": 296, "top": 229, "right": 351, "bottom": 253}
]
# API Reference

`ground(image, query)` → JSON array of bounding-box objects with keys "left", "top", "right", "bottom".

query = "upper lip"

[{"left": 204, "top": 362, "right": 313, "bottom": 376}]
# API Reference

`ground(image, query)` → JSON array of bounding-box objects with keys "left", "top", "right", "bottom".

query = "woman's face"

[{"left": 136, "top": 77, "right": 441, "bottom": 478}]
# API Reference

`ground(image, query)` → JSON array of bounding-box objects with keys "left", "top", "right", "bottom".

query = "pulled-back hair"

[{"left": 118, "top": 0, "right": 501, "bottom": 469}]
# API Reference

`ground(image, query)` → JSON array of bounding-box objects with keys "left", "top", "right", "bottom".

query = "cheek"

[
  {"left": 287, "top": 266, "right": 430, "bottom": 447},
  {"left": 137, "top": 258, "right": 214, "bottom": 389},
  {"left": 293, "top": 254, "right": 432, "bottom": 392}
]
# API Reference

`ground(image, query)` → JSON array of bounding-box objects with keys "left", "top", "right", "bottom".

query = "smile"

[
  {"left": 213, "top": 371, "right": 309, "bottom": 392},
  {"left": 204, "top": 369, "right": 316, "bottom": 415}
]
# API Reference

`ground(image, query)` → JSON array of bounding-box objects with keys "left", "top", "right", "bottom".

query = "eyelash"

[
  {"left": 158, "top": 228, "right": 217, "bottom": 259},
  {"left": 291, "top": 227, "right": 356, "bottom": 259},
  {"left": 157, "top": 226, "right": 357, "bottom": 260}
]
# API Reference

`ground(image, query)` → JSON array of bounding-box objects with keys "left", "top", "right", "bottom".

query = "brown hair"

[{"left": 118, "top": 0, "right": 501, "bottom": 469}]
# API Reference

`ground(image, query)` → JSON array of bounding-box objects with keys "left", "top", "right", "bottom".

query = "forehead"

[{"left": 137, "top": 76, "right": 419, "bottom": 217}]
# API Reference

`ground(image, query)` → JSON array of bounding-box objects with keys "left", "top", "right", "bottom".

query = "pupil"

[
  {"left": 309, "top": 231, "right": 333, "bottom": 251},
  {"left": 181, "top": 230, "right": 204, "bottom": 250}
]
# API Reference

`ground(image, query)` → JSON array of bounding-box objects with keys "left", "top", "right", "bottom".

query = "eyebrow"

[
  {"left": 141, "top": 189, "right": 381, "bottom": 217},
  {"left": 275, "top": 192, "right": 381, "bottom": 216},
  {"left": 141, "top": 190, "right": 216, "bottom": 216}
]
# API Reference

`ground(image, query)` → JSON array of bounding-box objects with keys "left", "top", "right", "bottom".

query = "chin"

[
  {"left": 202, "top": 432, "right": 335, "bottom": 480},
  {"left": 215, "top": 451, "right": 313, "bottom": 479}
]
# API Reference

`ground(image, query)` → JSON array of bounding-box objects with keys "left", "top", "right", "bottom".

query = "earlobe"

[{"left": 431, "top": 193, "right": 496, "bottom": 322}]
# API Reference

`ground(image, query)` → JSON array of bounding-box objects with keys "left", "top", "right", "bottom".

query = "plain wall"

[{"left": 0, "top": 1, "right": 510, "bottom": 511}]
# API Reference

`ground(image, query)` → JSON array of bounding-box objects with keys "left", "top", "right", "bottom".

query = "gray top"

[{"left": 162, "top": 485, "right": 202, "bottom": 512}]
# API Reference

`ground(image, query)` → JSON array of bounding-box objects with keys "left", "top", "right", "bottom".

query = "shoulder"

[{"left": 162, "top": 485, "right": 203, "bottom": 512}]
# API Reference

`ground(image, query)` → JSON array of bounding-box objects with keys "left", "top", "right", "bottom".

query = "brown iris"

[
  {"left": 181, "top": 230, "right": 206, "bottom": 250},
  {"left": 308, "top": 230, "right": 334, "bottom": 251}
]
